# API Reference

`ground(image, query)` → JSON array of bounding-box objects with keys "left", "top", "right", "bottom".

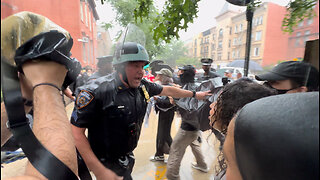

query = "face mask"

[{"left": 263, "top": 82, "right": 297, "bottom": 94}]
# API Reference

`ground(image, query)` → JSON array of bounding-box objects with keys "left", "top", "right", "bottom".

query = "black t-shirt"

[{"left": 71, "top": 72, "right": 163, "bottom": 158}]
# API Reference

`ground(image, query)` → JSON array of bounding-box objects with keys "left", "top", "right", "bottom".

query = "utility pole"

[
  {"left": 226, "top": 0, "right": 254, "bottom": 77},
  {"left": 244, "top": 6, "right": 253, "bottom": 76}
]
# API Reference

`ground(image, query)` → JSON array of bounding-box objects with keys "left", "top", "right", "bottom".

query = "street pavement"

[{"left": 1, "top": 102, "right": 220, "bottom": 180}]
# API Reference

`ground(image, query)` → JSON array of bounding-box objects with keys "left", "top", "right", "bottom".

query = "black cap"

[
  {"left": 178, "top": 65, "right": 195, "bottom": 71},
  {"left": 97, "top": 55, "right": 113, "bottom": 67},
  {"left": 201, "top": 58, "right": 213, "bottom": 65},
  {"left": 97, "top": 55, "right": 113, "bottom": 62},
  {"left": 255, "top": 61, "right": 319, "bottom": 88}
]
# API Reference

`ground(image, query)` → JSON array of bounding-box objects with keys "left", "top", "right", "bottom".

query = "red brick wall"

[
  {"left": 262, "top": 3, "right": 289, "bottom": 66},
  {"left": 286, "top": 1, "right": 319, "bottom": 61},
  {"left": 1, "top": 0, "right": 98, "bottom": 67}
]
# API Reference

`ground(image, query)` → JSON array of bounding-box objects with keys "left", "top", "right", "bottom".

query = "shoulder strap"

[{"left": 1, "top": 61, "right": 78, "bottom": 180}]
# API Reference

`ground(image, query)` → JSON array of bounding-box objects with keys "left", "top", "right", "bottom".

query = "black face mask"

[{"left": 263, "top": 82, "right": 297, "bottom": 94}]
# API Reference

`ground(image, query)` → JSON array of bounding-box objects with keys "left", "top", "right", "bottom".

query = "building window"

[
  {"left": 217, "top": 52, "right": 222, "bottom": 60},
  {"left": 232, "top": 51, "right": 235, "bottom": 58},
  {"left": 307, "top": 18, "right": 313, "bottom": 25},
  {"left": 304, "top": 30, "right": 311, "bottom": 44},
  {"left": 239, "top": 24, "right": 243, "bottom": 31},
  {"left": 228, "top": 40, "right": 231, "bottom": 47},
  {"left": 89, "top": 11, "right": 92, "bottom": 31},
  {"left": 238, "top": 37, "right": 242, "bottom": 45},
  {"left": 233, "top": 38, "right": 237, "bottom": 45},
  {"left": 212, "top": 34, "right": 215, "bottom": 40},
  {"left": 84, "top": 5, "right": 88, "bottom": 26},
  {"left": 194, "top": 39, "right": 197, "bottom": 46},
  {"left": 227, "top": 52, "right": 230, "bottom": 60},
  {"left": 253, "top": 18, "right": 256, "bottom": 26},
  {"left": 219, "top": 29, "right": 223, "bottom": 37},
  {"left": 211, "top": 43, "right": 215, "bottom": 50},
  {"left": 218, "top": 40, "right": 222, "bottom": 48},
  {"left": 87, "top": 38, "right": 91, "bottom": 64},
  {"left": 258, "top": 16, "right": 263, "bottom": 25},
  {"left": 296, "top": 32, "right": 301, "bottom": 46},
  {"left": 80, "top": 2, "right": 84, "bottom": 22},
  {"left": 237, "top": 50, "right": 240, "bottom": 58},
  {"left": 234, "top": 25, "right": 237, "bottom": 33},
  {"left": 82, "top": 42, "right": 86, "bottom": 63},
  {"left": 253, "top": 47, "right": 260, "bottom": 56},
  {"left": 229, "top": 27, "right": 232, "bottom": 35},
  {"left": 298, "top": 21, "right": 303, "bottom": 27},
  {"left": 212, "top": 53, "right": 215, "bottom": 60},
  {"left": 255, "top": 31, "right": 262, "bottom": 41}
]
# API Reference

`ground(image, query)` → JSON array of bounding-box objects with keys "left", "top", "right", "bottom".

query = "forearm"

[
  {"left": 25, "top": 86, "right": 77, "bottom": 178},
  {"left": 72, "top": 127, "right": 106, "bottom": 175},
  {"left": 159, "top": 86, "right": 193, "bottom": 98}
]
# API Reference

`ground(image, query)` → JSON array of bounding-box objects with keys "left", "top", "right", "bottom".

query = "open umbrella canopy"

[{"left": 227, "top": 59, "right": 263, "bottom": 71}]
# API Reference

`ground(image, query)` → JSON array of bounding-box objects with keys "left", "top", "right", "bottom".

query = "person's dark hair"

[
  {"left": 210, "top": 77, "right": 277, "bottom": 178},
  {"left": 210, "top": 78, "right": 276, "bottom": 133},
  {"left": 179, "top": 65, "right": 195, "bottom": 84}
]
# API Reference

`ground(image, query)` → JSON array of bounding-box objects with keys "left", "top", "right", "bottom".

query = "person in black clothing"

[
  {"left": 197, "top": 58, "right": 220, "bottom": 82},
  {"left": 69, "top": 67, "right": 90, "bottom": 96},
  {"left": 166, "top": 65, "right": 209, "bottom": 180},
  {"left": 150, "top": 68, "right": 176, "bottom": 162},
  {"left": 71, "top": 42, "right": 211, "bottom": 180},
  {"left": 88, "top": 55, "right": 113, "bottom": 82}
]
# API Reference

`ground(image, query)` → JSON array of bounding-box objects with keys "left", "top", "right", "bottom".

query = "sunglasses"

[{"left": 263, "top": 82, "right": 298, "bottom": 94}]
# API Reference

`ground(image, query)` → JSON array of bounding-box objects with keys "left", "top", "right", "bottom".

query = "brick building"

[
  {"left": 1, "top": 0, "right": 106, "bottom": 68},
  {"left": 190, "top": 1, "right": 319, "bottom": 68},
  {"left": 286, "top": 1, "right": 319, "bottom": 61}
]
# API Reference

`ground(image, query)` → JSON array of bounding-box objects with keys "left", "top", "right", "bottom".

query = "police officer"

[
  {"left": 197, "top": 58, "right": 220, "bottom": 82},
  {"left": 71, "top": 42, "right": 211, "bottom": 180},
  {"left": 87, "top": 55, "right": 113, "bottom": 82}
]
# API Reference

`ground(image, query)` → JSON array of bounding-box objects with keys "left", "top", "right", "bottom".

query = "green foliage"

[
  {"left": 134, "top": 0, "right": 201, "bottom": 44},
  {"left": 101, "top": 0, "right": 164, "bottom": 59},
  {"left": 176, "top": 56, "right": 201, "bottom": 68},
  {"left": 101, "top": 22, "right": 113, "bottom": 30},
  {"left": 282, "top": 0, "right": 317, "bottom": 33},
  {"left": 155, "top": 39, "right": 188, "bottom": 67},
  {"left": 247, "top": 0, "right": 262, "bottom": 11}
]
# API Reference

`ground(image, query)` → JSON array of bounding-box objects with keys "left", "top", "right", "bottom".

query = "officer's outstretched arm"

[{"left": 159, "top": 86, "right": 211, "bottom": 100}]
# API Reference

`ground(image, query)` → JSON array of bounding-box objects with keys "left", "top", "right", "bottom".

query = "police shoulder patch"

[{"left": 76, "top": 90, "right": 94, "bottom": 109}]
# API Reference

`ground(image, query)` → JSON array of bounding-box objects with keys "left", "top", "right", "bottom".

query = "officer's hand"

[
  {"left": 22, "top": 59, "right": 67, "bottom": 88},
  {"left": 195, "top": 90, "right": 212, "bottom": 100},
  {"left": 95, "top": 168, "right": 123, "bottom": 180},
  {"left": 168, "top": 96, "right": 175, "bottom": 105}
]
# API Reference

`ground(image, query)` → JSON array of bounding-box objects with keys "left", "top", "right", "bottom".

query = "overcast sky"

[{"left": 95, "top": 0, "right": 291, "bottom": 42}]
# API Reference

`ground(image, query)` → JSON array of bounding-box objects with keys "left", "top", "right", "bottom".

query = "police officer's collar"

[{"left": 115, "top": 73, "right": 129, "bottom": 91}]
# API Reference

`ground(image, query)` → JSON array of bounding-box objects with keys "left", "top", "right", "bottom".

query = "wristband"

[
  {"left": 192, "top": 90, "right": 196, "bottom": 98},
  {"left": 33, "top": 83, "right": 61, "bottom": 92}
]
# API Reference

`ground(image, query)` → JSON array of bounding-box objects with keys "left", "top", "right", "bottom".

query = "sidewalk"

[{"left": 1, "top": 103, "right": 221, "bottom": 180}]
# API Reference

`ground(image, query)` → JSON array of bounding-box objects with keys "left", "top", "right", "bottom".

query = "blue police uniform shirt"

[{"left": 71, "top": 72, "right": 163, "bottom": 158}]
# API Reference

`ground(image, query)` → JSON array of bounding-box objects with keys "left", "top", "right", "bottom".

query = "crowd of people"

[{"left": 1, "top": 11, "right": 319, "bottom": 180}]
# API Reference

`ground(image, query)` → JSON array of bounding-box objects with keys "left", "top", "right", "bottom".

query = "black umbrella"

[{"left": 227, "top": 59, "right": 263, "bottom": 71}]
